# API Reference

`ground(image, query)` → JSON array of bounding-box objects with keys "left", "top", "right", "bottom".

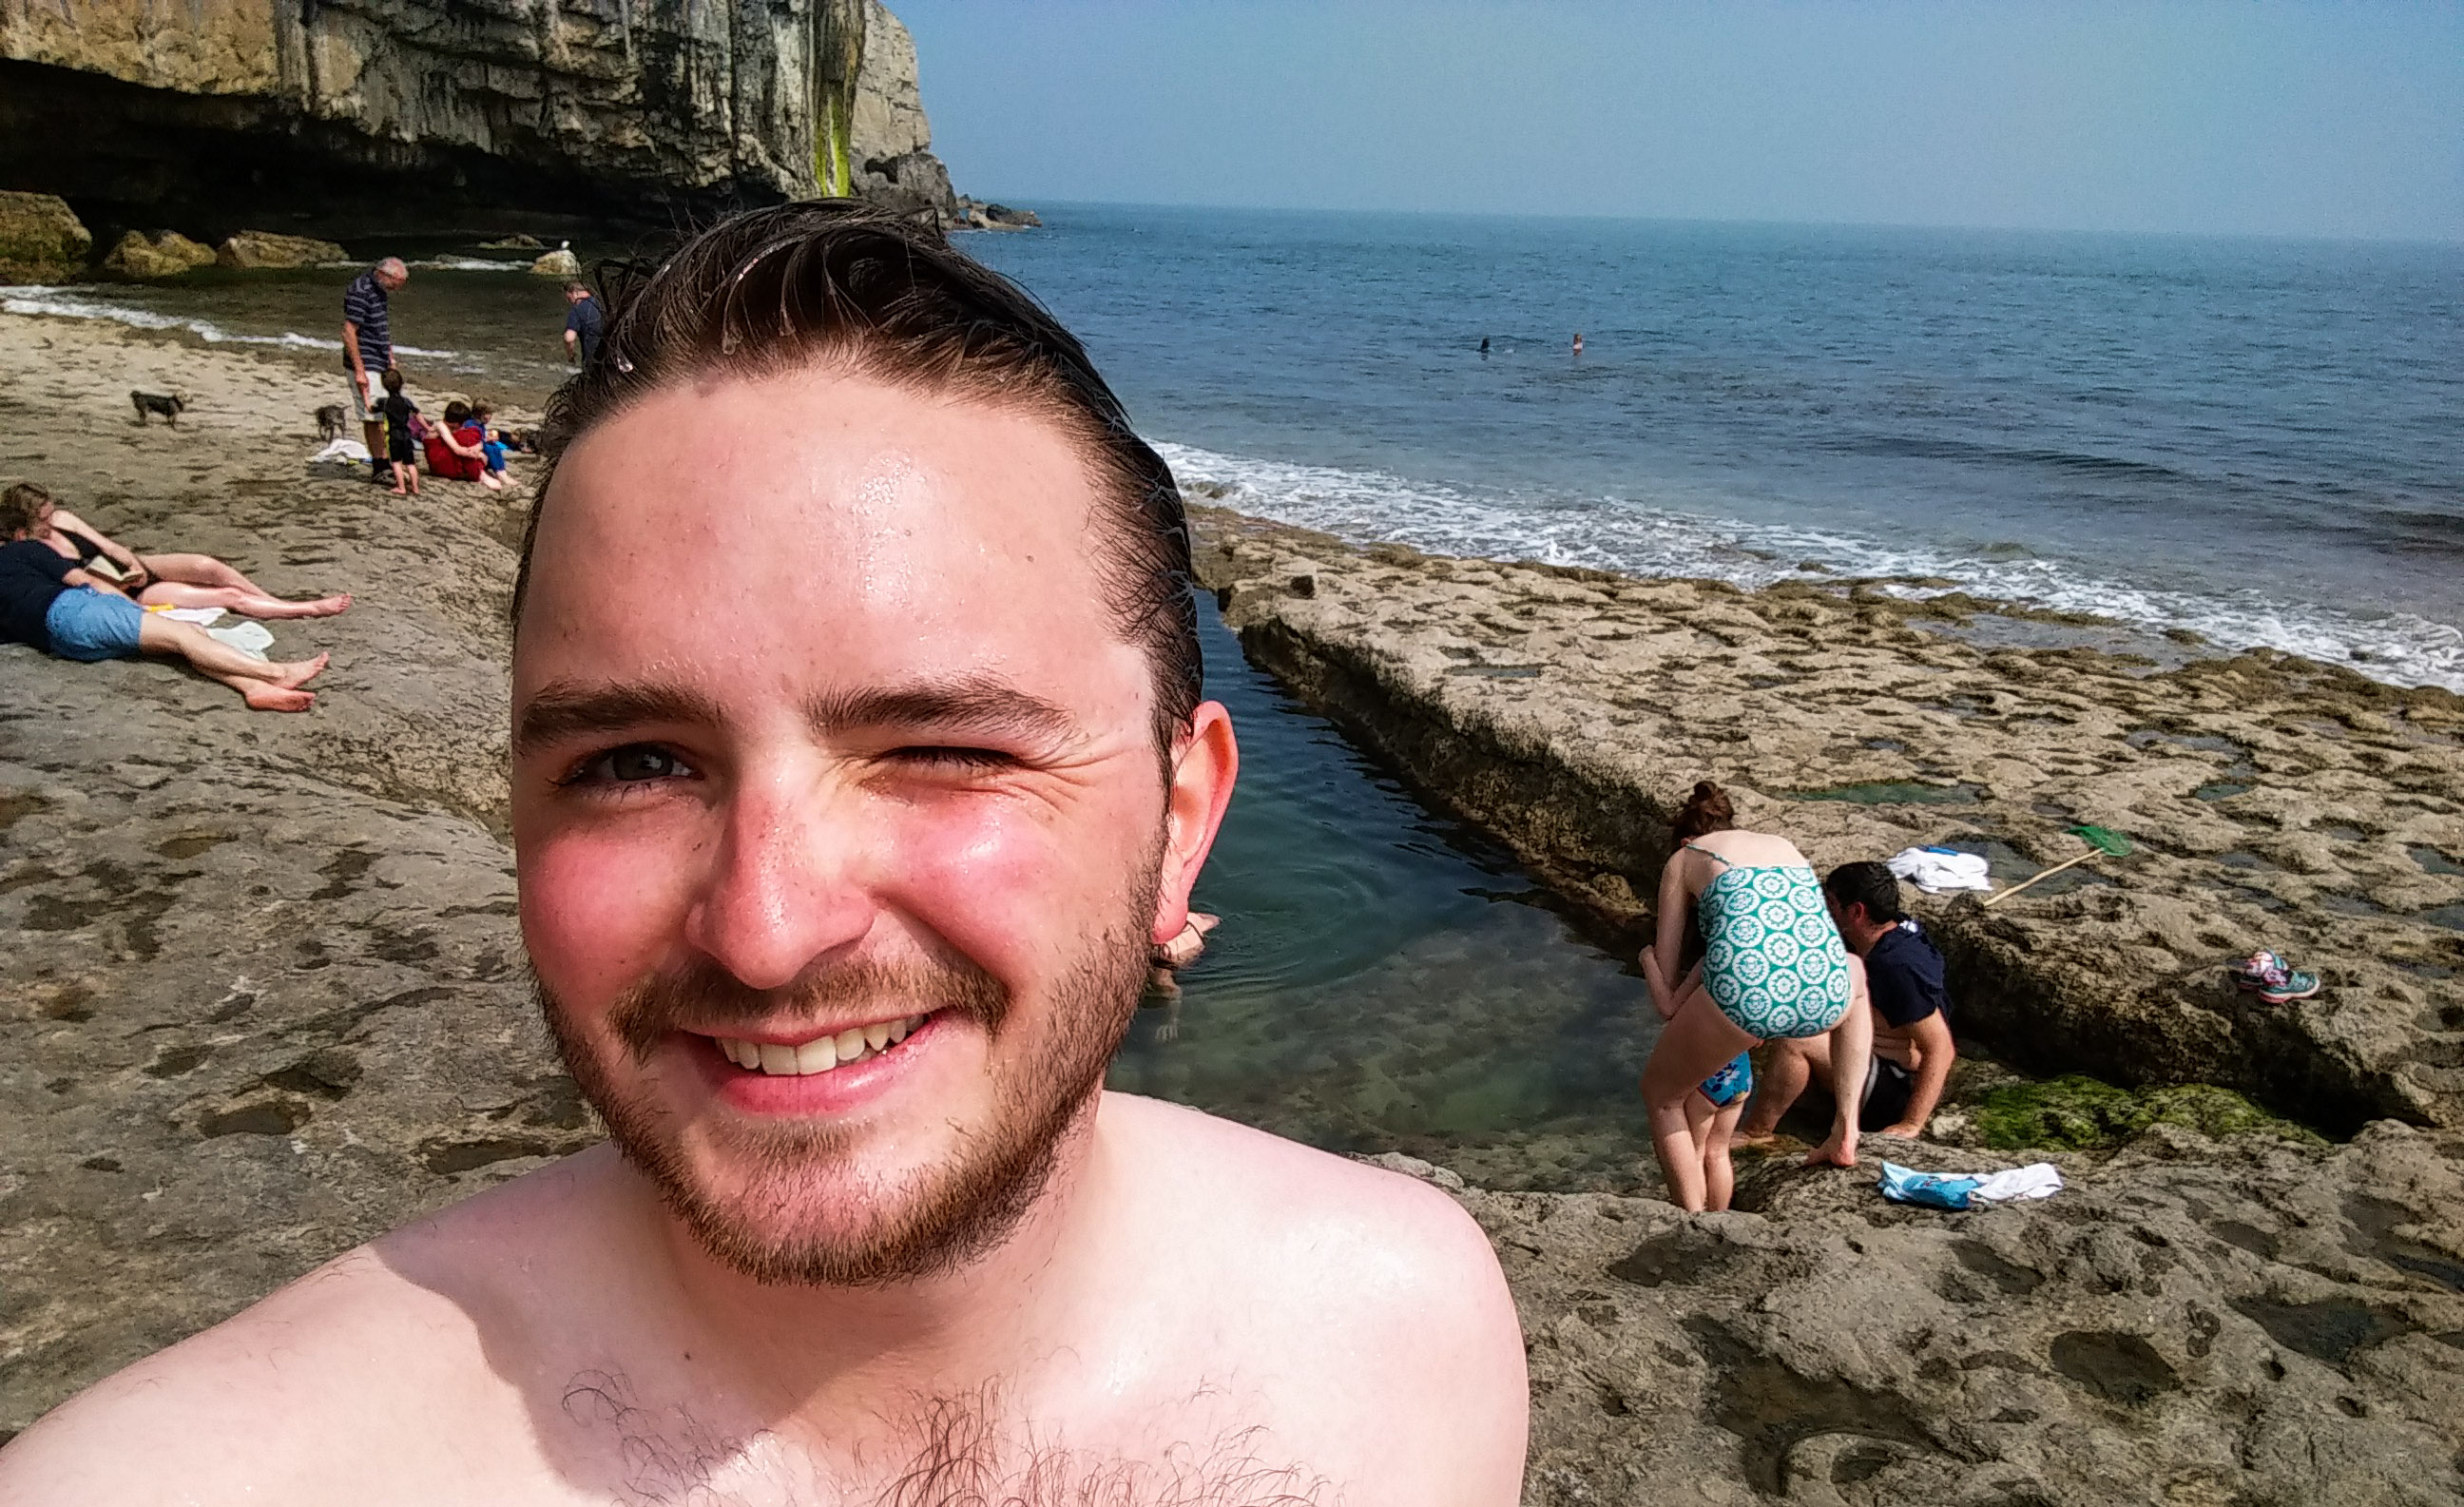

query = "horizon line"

[{"left": 951, "top": 195, "right": 2464, "bottom": 250}]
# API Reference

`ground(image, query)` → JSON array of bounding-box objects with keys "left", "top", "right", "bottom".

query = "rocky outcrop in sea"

[{"left": 0, "top": 0, "right": 999, "bottom": 238}]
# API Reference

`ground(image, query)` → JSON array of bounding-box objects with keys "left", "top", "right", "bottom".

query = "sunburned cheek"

[
  {"left": 519, "top": 832, "right": 698, "bottom": 998},
  {"left": 889, "top": 802, "right": 1109, "bottom": 966}
]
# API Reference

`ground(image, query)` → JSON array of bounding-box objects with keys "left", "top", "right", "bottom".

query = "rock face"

[
  {"left": 0, "top": 0, "right": 974, "bottom": 235},
  {"left": 1423, "top": 1117, "right": 2464, "bottom": 1504},
  {"left": 1190, "top": 508, "right": 2464, "bottom": 1133},
  {"left": 0, "top": 190, "right": 90, "bottom": 281}
]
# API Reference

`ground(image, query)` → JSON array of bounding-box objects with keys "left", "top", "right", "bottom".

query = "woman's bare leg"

[
  {"left": 137, "top": 616, "right": 328, "bottom": 712},
  {"left": 139, "top": 581, "right": 352, "bottom": 620},
  {"left": 1640, "top": 985, "right": 1758, "bottom": 1212},
  {"left": 140, "top": 551, "right": 265, "bottom": 595},
  {"left": 1803, "top": 956, "right": 1874, "bottom": 1169}
]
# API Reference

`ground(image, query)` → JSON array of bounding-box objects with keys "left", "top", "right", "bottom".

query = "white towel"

[
  {"left": 1973, "top": 1163, "right": 2065, "bottom": 1203},
  {"left": 205, "top": 620, "right": 276, "bottom": 661},
  {"left": 151, "top": 606, "right": 225, "bottom": 626},
  {"left": 1888, "top": 845, "right": 1993, "bottom": 894}
]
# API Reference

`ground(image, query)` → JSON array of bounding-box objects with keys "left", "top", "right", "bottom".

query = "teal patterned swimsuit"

[{"left": 1686, "top": 842, "right": 1854, "bottom": 1039}]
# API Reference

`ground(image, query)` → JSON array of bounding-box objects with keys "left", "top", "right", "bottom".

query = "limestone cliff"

[{"left": 0, "top": 0, "right": 977, "bottom": 234}]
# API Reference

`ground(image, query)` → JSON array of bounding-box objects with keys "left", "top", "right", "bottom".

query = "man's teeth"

[{"left": 718, "top": 1014, "right": 928, "bottom": 1076}]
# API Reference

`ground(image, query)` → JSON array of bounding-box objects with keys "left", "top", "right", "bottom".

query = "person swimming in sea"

[
  {"left": 1636, "top": 781, "right": 1874, "bottom": 1211},
  {"left": 1479, "top": 337, "right": 1491, "bottom": 356},
  {"left": 1571, "top": 332, "right": 1584, "bottom": 355}
]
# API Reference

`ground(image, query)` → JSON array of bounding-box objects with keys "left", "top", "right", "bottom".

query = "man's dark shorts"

[{"left": 1860, "top": 1058, "right": 1915, "bottom": 1130}]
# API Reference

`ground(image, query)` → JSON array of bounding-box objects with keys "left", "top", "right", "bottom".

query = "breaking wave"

[
  {"left": 1159, "top": 440, "right": 2464, "bottom": 695},
  {"left": 1, "top": 286, "right": 457, "bottom": 361}
]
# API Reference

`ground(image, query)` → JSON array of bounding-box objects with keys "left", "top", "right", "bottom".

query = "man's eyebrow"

[
  {"left": 514, "top": 680, "right": 727, "bottom": 757},
  {"left": 804, "top": 677, "right": 1080, "bottom": 744}
]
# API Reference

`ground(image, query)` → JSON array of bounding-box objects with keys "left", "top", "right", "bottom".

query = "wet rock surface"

[{"left": 1191, "top": 508, "right": 2464, "bottom": 1132}]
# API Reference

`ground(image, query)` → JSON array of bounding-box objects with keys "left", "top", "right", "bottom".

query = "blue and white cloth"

[{"left": 1877, "top": 1161, "right": 2064, "bottom": 1210}]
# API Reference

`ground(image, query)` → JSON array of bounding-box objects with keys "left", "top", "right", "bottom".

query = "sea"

[
  {"left": 12, "top": 205, "right": 2458, "bottom": 689},
  {"left": 9, "top": 205, "right": 2458, "bottom": 1182}
]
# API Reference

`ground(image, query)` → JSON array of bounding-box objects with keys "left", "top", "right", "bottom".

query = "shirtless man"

[
  {"left": 1740, "top": 861, "right": 1957, "bottom": 1143},
  {"left": 0, "top": 204, "right": 1529, "bottom": 1503}
]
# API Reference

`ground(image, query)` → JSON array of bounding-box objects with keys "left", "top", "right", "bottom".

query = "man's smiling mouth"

[{"left": 709, "top": 1013, "right": 934, "bottom": 1076}]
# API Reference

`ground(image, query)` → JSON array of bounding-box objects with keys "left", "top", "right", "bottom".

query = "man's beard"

[{"left": 536, "top": 893, "right": 1154, "bottom": 1288}]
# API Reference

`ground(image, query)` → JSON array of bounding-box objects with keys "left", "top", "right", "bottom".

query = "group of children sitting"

[{"left": 373, "top": 370, "right": 524, "bottom": 496}]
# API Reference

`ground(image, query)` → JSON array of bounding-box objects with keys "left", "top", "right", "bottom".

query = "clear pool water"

[{"left": 1104, "top": 595, "right": 1660, "bottom": 1191}]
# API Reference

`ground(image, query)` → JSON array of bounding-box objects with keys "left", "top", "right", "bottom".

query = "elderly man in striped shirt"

[{"left": 342, "top": 258, "right": 409, "bottom": 483}]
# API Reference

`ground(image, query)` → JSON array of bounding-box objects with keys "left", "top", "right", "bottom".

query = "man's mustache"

[{"left": 604, "top": 954, "right": 1011, "bottom": 1066}]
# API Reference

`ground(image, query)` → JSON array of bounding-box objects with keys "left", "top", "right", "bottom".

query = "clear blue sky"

[{"left": 896, "top": 1, "right": 2464, "bottom": 241}]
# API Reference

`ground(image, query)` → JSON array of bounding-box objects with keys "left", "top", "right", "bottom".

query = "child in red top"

[{"left": 422, "top": 401, "right": 501, "bottom": 490}]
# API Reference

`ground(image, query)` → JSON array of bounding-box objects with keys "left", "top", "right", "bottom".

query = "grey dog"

[{"left": 131, "top": 391, "right": 187, "bottom": 426}]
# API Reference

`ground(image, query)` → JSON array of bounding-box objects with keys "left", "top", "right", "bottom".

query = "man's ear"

[{"left": 1149, "top": 701, "right": 1239, "bottom": 945}]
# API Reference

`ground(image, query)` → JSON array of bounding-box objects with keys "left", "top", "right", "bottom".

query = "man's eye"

[
  {"left": 891, "top": 746, "right": 1019, "bottom": 771},
  {"left": 573, "top": 744, "right": 695, "bottom": 783}
]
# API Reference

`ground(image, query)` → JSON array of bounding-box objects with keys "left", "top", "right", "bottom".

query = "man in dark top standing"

[
  {"left": 344, "top": 258, "right": 410, "bottom": 483},
  {"left": 1740, "top": 861, "right": 1958, "bottom": 1140},
  {"left": 563, "top": 280, "right": 604, "bottom": 370}
]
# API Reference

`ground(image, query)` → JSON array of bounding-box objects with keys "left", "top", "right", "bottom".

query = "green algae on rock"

[{"left": 1972, "top": 1073, "right": 2321, "bottom": 1152}]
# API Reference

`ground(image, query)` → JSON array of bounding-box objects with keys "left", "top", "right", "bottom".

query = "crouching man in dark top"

[{"left": 1741, "top": 860, "right": 1956, "bottom": 1142}]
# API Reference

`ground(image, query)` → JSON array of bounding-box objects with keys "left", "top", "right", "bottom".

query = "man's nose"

[{"left": 683, "top": 769, "right": 875, "bottom": 991}]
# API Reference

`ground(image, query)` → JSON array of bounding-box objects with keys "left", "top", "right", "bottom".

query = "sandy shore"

[{"left": 4, "top": 312, "right": 2461, "bottom": 1501}]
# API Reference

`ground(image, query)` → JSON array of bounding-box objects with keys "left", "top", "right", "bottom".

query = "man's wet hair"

[
  {"left": 1822, "top": 861, "right": 1908, "bottom": 924},
  {"left": 517, "top": 201, "right": 1203, "bottom": 752}
]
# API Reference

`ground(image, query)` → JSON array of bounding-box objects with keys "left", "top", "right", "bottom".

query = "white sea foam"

[
  {"left": 1158, "top": 441, "right": 2464, "bottom": 695},
  {"left": 404, "top": 256, "right": 531, "bottom": 273},
  {"left": 4, "top": 286, "right": 460, "bottom": 363}
]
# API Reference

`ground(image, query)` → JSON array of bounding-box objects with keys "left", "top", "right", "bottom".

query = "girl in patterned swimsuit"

[{"left": 1638, "top": 781, "right": 1875, "bottom": 1211}]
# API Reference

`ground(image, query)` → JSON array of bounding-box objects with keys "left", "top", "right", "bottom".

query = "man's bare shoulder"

[
  {"left": 1103, "top": 1091, "right": 1497, "bottom": 1278},
  {"left": 1097, "top": 1093, "right": 1528, "bottom": 1497},
  {"left": 0, "top": 1150, "right": 616, "bottom": 1501},
  {"left": 1096, "top": 1093, "right": 1523, "bottom": 1360}
]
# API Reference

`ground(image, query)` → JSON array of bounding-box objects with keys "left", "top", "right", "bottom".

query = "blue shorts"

[
  {"left": 1700, "top": 1052, "right": 1753, "bottom": 1109},
  {"left": 45, "top": 586, "right": 145, "bottom": 661}
]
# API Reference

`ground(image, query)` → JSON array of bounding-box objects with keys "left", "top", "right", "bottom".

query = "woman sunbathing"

[{"left": 4, "top": 482, "right": 350, "bottom": 620}]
